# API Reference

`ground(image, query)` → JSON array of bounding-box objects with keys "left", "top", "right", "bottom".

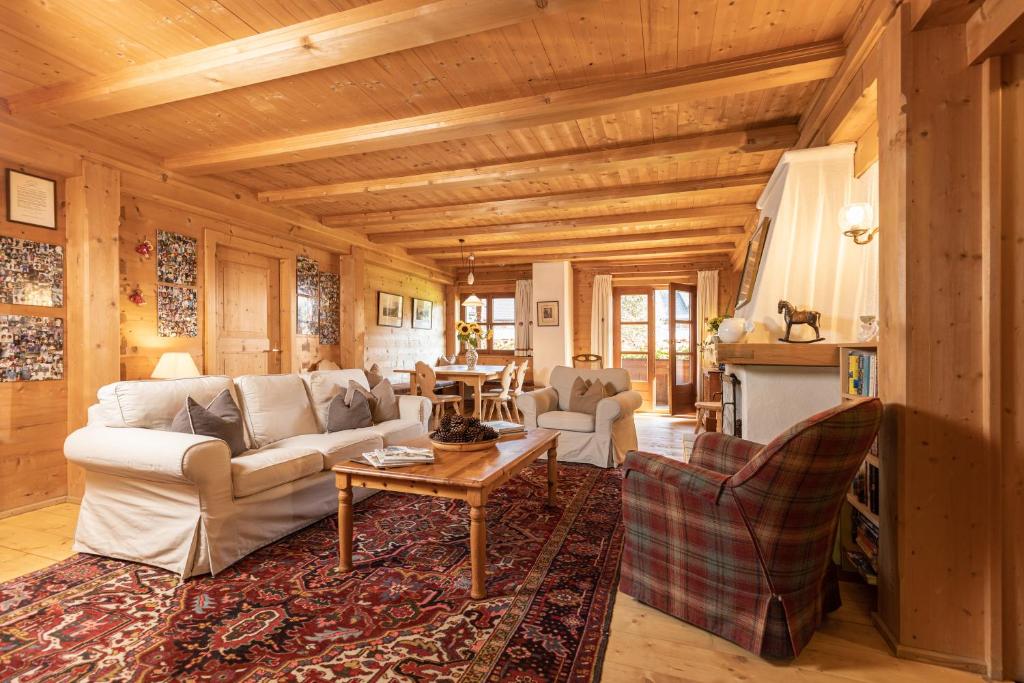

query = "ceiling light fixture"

[{"left": 459, "top": 239, "right": 482, "bottom": 308}]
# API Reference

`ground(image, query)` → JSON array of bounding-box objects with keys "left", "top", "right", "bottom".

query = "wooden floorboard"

[{"left": 0, "top": 416, "right": 984, "bottom": 681}]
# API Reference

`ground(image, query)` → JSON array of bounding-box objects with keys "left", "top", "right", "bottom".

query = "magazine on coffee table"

[
  {"left": 362, "top": 445, "right": 435, "bottom": 469},
  {"left": 482, "top": 420, "right": 526, "bottom": 435}
]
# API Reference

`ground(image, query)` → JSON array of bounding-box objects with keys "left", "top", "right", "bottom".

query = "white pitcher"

[{"left": 717, "top": 317, "right": 755, "bottom": 343}]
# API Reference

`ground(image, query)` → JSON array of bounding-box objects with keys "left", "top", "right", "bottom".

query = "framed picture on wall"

[
  {"left": 537, "top": 300, "right": 559, "bottom": 327},
  {"left": 5, "top": 169, "right": 57, "bottom": 229},
  {"left": 411, "top": 298, "right": 433, "bottom": 330},
  {"left": 377, "top": 291, "right": 404, "bottom": 328},
  {"left": 735, "top": 216, "right": 771, "bottom": 310}
]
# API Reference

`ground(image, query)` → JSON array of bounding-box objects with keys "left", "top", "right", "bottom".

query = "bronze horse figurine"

[{"left": 778, "top": 300, "right": 825, "bottom": 343}]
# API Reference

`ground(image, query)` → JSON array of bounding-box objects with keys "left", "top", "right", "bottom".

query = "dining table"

[{"left": 395, "top": 364, "right": 507, "bottom": 418}]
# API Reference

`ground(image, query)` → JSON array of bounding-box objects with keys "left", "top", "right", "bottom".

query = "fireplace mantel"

[{"left": 715, "top": 342, "right": 841, "bottom": 367}]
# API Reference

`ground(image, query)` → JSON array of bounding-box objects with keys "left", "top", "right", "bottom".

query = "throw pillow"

[
  {"left": 346, "top": 378, "right": 400, "bottom": 424},
  {"left": 327, "top": 389, "right": 372, "bottom": 431},
  {"left": 364, "top": 363, "right": 384, "bottom": 389},
  {"left": 371, "top": 378, "right": 400, "bottom": 423},
  {"left": 170, "top": 389, "right": 247, "bottom": 456},
  {"left": 569, "top": 378, "right": 607, "bottom": 415}
]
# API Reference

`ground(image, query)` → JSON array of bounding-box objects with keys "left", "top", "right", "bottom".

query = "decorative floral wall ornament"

[
  {"left": 135, "top": 238, "right": 154, "bottom": 259},
  {"left": 128, "top": 288, "right": 146, "bottom": 306}
]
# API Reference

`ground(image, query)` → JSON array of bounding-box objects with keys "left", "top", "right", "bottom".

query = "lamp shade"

[
  {"left": 462, "top": 294, "right": 483, "bottom": 308},
  {"left": 151, "top": 352, "right": 201, "bottom": 379}
]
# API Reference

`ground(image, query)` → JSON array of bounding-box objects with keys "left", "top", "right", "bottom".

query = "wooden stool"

[
  {"left": 415, "top": 361, "right": 463, "bottom": 429},
  {"left": 694, "top": 401, "right": 723, "bottom": 434},
  {"left": 480, "top": 362, "right": 515, "bottom": 422}
]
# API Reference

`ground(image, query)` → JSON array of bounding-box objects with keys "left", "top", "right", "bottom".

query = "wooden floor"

[{"left": 0, "top": 416, "right": 983, "bottom": 682}]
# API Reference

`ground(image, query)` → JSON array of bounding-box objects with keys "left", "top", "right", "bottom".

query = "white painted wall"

[
  {"left": 737, "top": 144, "right": 879, "bottom": 343},
  {"left": 726, "top": 365, "right": 840, "bottom": 444},
  {"left": 531, "top": 261, "right": 573, "bottom": 386}
]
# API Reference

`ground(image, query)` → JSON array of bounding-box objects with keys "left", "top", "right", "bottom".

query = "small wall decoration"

[
  {"left": 377, "top": 291, "right": 404, "bottom": 328},
  {"left": 5, "top": 169, "right": 57, "bottom": 229},
  {"left": 537, "top": 300, "right": 560, "bottom": 327},
  {"left": 157, "top": 285, "right": 198, "bottom": 337},
  {"left": 0, "top": 314, "right": 64, "bottom": 382},
  {"left": 296, "top": 255, "right": 319, "bottom": 336},
  {"left": 156, "top": 230, "right": 197, "bottom": 286},
  {"left": 135, "top": 237, "right": 154, "bottom": 259},
  {"left": 735, "top": 216, "right": 771, "bottom": 310},
  {"left": 128, "top": 288, "right": 146, "bottom": 306},
  {"left": 412, "top": 298, "right": 433, "bottom": 330},
  {"left": 0, "top": 235, "right": 64, "bottom": 307},
  {"left": 318, "top": 271, "right": 340, "bottom": 344}
]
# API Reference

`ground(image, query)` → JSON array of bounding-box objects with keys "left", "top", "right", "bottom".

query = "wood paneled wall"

[
  {"left": 876, "top": 8, "right": 1022, "bottom": 679},
  {"left": 0, "top": 157, "right": 69, "bottom": 515},
  {"left": 363, "top": 264, "right": 445, "bottom": 379},
  {"left": 998, "top": 52, "right": 1023, "bottom": 682},
  {"left": 119, "top": 195, "right": 341, "bottom": 380},
  {"left": 573, "top": 268, "right": 594, "bottom": 356}
]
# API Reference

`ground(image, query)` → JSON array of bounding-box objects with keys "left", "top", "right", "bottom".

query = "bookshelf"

[{"left": 839, "top": 343, "right": 879, "bottom": 587}]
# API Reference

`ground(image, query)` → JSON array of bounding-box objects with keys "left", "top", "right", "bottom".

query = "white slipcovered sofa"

[
  {"left": 64, "top": 369, "right": 431, "bottom": 579},
  {"left": 517, "top": 366, "right": 642, "bottom": 468}
]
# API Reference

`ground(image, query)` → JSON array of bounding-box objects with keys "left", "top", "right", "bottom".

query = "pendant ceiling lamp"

[{"left": 459, "top": 239, "right": 482, "bottom": 308}]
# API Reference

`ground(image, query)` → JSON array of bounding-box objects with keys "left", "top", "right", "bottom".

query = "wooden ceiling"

[{"left": 0, "top": 0, "right": 865, "bottom": 284}]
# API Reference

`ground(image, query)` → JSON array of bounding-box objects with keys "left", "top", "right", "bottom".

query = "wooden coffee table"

[{"left": 333, "top": 428, "right": 559, "bottom": 600}]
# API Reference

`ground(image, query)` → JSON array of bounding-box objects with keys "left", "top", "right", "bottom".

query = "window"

[{"left": 462, "top": 294, "right": 516, "bottom": 353}]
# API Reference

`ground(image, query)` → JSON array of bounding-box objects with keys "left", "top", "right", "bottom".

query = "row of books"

[
  {"left": 851, "top": 459, "right": 880, "bottom": 515},
  {"left": 851, "top": 509, "right": 879, "bottom": 566},
  {"left": 847, "top": 350, "right": 878, "bottom": 397}
]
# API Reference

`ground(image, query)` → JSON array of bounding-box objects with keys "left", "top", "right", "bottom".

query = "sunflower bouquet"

[{"left": 455, "top": 320, "right": 492, "bottom": 348}]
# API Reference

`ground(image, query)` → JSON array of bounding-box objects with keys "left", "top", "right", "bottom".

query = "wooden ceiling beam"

[
  {"left": 910, "top": 0, "right": 983, "bottom": 28},
  {"left": 164, "top": 42, "right": 843, "bottom": 174},
  {"left": 257, "top": 125, "right": 797, "bottom": 205},
  {"left": 3, "top": 0, "right": 590, "bottom": 126},
  {"left": 367, "top": 204, "right": 754, "bottom": 243},
  {"left": 966, "top": 0, "right": 1024, "bottom": 64},
  {"left": 325, "top": 174, "right": 769, "bottom": 230},
  {"left": 407, "top": 226, "right": 744, "bottom": 255},
  {"left": 574, "top": 258, "right": 729, "bottom": 271},
  {"left": 434, "top": 243, "right": 735, "bottom": 267}
]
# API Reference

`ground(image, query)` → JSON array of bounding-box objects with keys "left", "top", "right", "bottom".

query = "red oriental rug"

[{"left": 0, "top": 463, "right": 622, "bottom": 682}]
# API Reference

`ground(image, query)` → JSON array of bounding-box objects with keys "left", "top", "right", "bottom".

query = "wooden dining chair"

[
  {"left": 415, "top": 361, "right": 463, "bottom": 429},
  {"left": 572, "top": 353, "right": 603, "bottom": 368},
  {"left": 509, "top": 359, "right": 530, "bottom": 423},
  {"left": 480, "top": 362, "right": 516, "bottom": 422}
]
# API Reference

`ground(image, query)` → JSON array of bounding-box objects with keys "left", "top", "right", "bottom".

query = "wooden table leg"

[
  {"left": 469, "top": 494, "right": 487, "bottom": 599},
  {"left": 473, "top": 376, "right": 483, "bottom": 418},
  {"left": 338, "top": 476, "right": 353, "bottom": 572},
  {"left": 546, "top": 446, "right": 558, "bottom": 506}
]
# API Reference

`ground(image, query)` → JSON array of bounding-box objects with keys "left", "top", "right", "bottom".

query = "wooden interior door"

[
  {"left": 215, "top": 245, "right": 282, "bottom": 376},
  {"left": 613, "top": 287, "right": 654, "bottom": 411},
  {"left": 668, "top": 283, "right": 697, "bottom": 415}
]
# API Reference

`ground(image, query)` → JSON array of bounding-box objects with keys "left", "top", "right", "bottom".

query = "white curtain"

[
  {"left": 590, "top": 274, "right": 613, "bottom": 368},
  {"left": 696, "top": 269, "right": 719, "bottom": 401},
  {"left": 515, "top": 279, "right": 533, "bottom": 356}
]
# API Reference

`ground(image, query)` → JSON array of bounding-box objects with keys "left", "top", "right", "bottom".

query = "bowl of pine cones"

[{"left": 430, "top": 414, "right": 500, "bottom": 452}]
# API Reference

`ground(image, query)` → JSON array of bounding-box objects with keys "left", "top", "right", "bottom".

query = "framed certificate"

[{"left": 5, "top": 169, "right": 57, "bottom": 229}]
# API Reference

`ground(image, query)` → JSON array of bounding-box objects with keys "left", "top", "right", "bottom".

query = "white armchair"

[{"left": 518, "top": 366, "right": 642, "bottom": 467}]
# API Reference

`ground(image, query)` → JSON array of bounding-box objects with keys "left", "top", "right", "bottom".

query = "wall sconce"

[{"left": 839, "top": 202, "right": 878, "bottom": 245}]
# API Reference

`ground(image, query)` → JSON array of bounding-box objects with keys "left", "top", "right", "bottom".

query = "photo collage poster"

[
  {"left": 297, "top": 255, "right": 319, "bottom": 336},
  {"left": 318, "top": 271, "right": 340, "bottom": 345},
  {"left": 156, "top": 230, "right": 199, "bottom": 337},
  {"left": 295, "top": 255, "right": 340, "bottom": 344},
  {"left": 0, "top": 235, "right": 64, "bottom": 308},
  {"left": 0, "top": 314, "right": 64, "bottom": 382}
]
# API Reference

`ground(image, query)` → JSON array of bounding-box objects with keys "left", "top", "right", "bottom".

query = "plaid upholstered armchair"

[{"left": 621, "top": 398, "right": 882, "bottom": 659}]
